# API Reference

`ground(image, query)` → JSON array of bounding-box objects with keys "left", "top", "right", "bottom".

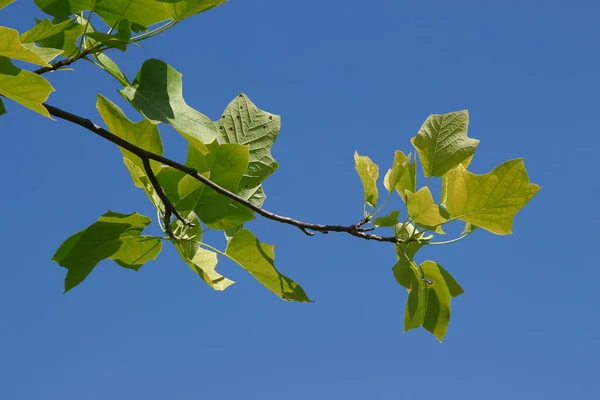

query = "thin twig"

[
  {"left": 43, "top": 103, "right": 413, "bottom": 245},
  {"left": 34, "top": 47, "right": 98, "bottom": 75}
]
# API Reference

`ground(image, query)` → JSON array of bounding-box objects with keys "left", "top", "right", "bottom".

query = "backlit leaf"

[
  {"left": 373, "top": 210, "right": 400, "bottom": 227},
  {"left": 406, "top": 187, "right": 447, "bottom": 234},
  {"left": 411, "top": 110, "right": 479, "bottom": 177},
  {"left": 0, "top": 0, "right": 15, "bottom": 10},
  {"left": 0, "top": 56, "right": 54, "bottom": 117},
  {"left": 226, "top": 229, "right": 311, "bottom": 302},
  {"left": 383, "top": 150, "right": 410, "bottom": 192},
  {"left": 354, "top": 152, "right": 379, "bottom": 207},
  {"left": 215, "top": 93, "right": 280, "bottom": 188},
  {"left": 444, "top": 159, "right": 540, "bottom": 235},
  {"left": 38, "top": 17, "right": 85, "bottom": 55},
  {"left": 396, "top": 157, "right": 416, "bottom": 203},
  {"left": 0, "top": 26, "right": 51, "bottom": 66},
  {"left": 19, "top": 17, "right": 76, "bottom": 43},
  {"left": 53, "top": 211, "right": 161, "bottom": 292}
]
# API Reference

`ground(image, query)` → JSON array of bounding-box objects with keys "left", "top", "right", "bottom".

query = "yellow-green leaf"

[
  {"left": 0, "top": 0, "right": 15, "bottom": 10},
  {"left": 411, "top": 110, "right": 479, "bottom": 177},
  {"left": 396, "top": 157, "right": 416, "bottom": 203},
  {"left": 226, "top": 229, "right": 311, "bottom": 302},
  {"left": 354, "top": 151, "right": 379, "bottom": 207},
  {"left": 0, "top": 98, "right": 6, "bottom": 115},
  {"left": 444, "top": 159, "right": 540, "bottom": 235},
  {"left": 373, "top": 210, "right": 400, "bottom": 227},
  {"left": 20, "top": 17, "right": 77, "bottom": 43},
  {"left": 0, "top": 26, "right": 51, "bottom": 66},
  {"left": 0, "top": 56, "right": 54, "bottom": 117},
  {"left": 383, "top": 150, "right": 410, "bottom": 192},
  {"left": 406, "top": 187, "right": 447, "bottom": 234}
]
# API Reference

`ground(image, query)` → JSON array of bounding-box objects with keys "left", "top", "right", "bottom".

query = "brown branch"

[
  {"left": 43, "top": 103, "right": 411, "bottom": 245},
  {"left": 34, "top": 47, "right": 98, "bottom": 75}
]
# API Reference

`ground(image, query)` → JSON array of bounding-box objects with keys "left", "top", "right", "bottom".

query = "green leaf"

[
  {"left": 354, "top": 151, "right": 379, "bottom": 208},
  {"left": 96, "top": 95, "right": 163, "bottom": 186},
  {"left": 0, "top": 56, "right": 54, "bottom": 117},
  {"left": 0, "top": 98, "right": 6, "bottom": 116},
  {"left": 215, "top": 93, "right": 280, "bottom": 188},
  {"left": 373, "top": 210, "right": 400, "bottom": 227},
  {"left": 161, "top": 0, "right": 227, "bottom": 22},
  {"left": 396, "top": 157, "right": 416, "bottom": 203},
  {"left": 53, "top": 211, "right": 161, "bottom": 292},
  {"left": 93, "top": 51, "right": 129, "bottom": 85},
  {"left": 411, "top": 110, "right": 479, "bottom": 177},
  {"left": 21, "top": 42, "right": 63, "bottom": 64},
  {"left": 406, "top": 187, "right": 447, "bottom": 234},
  {"left": 38, "top": 17, "right": 85, "bottom": 55},
  {"left": 0, "top": 26, "right": 51, "bottom": 66},
  {"left": 120, "top": 58, "right": 219, "bottom": 144},
  {"left": 0, "top": 0, "right": 15, "bottom": 10},
  {"left": 383, "top": 150, "right": 410, "bottom": 192},
  {"left": 19, "top": 17, "right": 76, "bottom": 43},
  {"left": 444, "top": 159, "right": 540, "bottom": 235},
  {"left": 226, "top": 229, "right": 311, "bottom": 302},
  {"left": 420, "top": 261, "right": 464, "bottom": 342},
  {"left": 173, "top": 213, "right": 234, "bottom": 291}
]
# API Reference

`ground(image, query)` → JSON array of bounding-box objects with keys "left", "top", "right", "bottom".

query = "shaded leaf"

[
  {"left": 94, "top": 51, "right": 129, "bottom": 85},
  {"left": 0, "top": 98, "right": 6, "bottom": 116},
  {"left": 354, "top": 152, "right": 379, "bottom": 207},
  {"left": 226, "top": 229, "right": 311, "bottom": 302},
  {"left": 0, "top": 26, "right": 51, "bottom": 66},
  {"left": 20, "top": 17, "right": 76, "bottom": 43},
  {"left": 21, "top": 42, "right": 63, "bottom": 64},
  {"left": 373, "top": 210, "right": 400, "bottom": 227},
  {"left": 406, "top": 187, "right": 447, "bottom": 234},
  {"left": 444, "top": 159, "right": 540, "bottom": 235},
  {"left": 38, "top": 17, "right": 85, "bottom": 55},
  {"left": 0, "top": 56, "right": 54, "bottom": 117},
  {"left": 120, "top": 58, "right": 218, "bottom": 144},
  {"left": 215, "top": 93, "right": 280, "bottom": 188},
  {"left": 383, "top": 150, "right": 410, "bottom": 192},
  {"left": 411, "top": 110, "right": 479, "bottom": 177},
  {"left": 53, "top": 211, "right": 161, "bottom": 292}
]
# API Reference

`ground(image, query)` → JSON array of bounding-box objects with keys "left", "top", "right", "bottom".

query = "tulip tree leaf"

[
  {"left": 373, "top": 210, "right": 400, "bottom": 227},
  {"left": 411, "top": 110, "right": 479, "bottom": 177},
  {"left": 53, "top": 211, "right": 162, "bottom": 293},
  {"left": 0, "top": 56, "right": 54, "bottom": 117},
  {"left": 120, "top": 58, "right": 219, "bottom": 145},
  {"left": 0, "top": 0, "right": 15, "bottom": 10},
  {"left": 19, "top": 17, "right": 76, "bottom": 43},
  {"left": 406, "top": 187, "right": 447, "bottom": 234},
  {"left": 444, "top": 159, "right": 540, "bottom": 235},
  {"left": 215, "top": 93, "right": 280, "bottom": 188},
  {"left": 162, "top": 0, "right": 227, "bottom": 22},
  {"left": 21, "top": 42, "right": 63, "bottom": 64},
  {"left": 396, "top": 157, "right": 416, "bottom": 203},
  {"left": 383, "top": 150, "right": 410, "bottom": 192},
  {"left": 354, "top": 152, "right": 379, "bottom": 208},
  {"left": 38, "top": 17, "right": 85, "bottom": 54},
  {"left": 0, "top": 26, "right": 51, "bottom": 66},
  {"left": 226, "top": 229, "right": 311, "bottom": 302}
]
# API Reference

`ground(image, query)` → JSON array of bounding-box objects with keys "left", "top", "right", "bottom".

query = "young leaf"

[
  {"left": 0, "top": 26, "right": 51, "bottom": 66},
  {"left": 411, "top": 110, "right": 479, "bottom": 177},
  {"left": 173, "top": 214, "right": 234, "bottom": 291},
  {"left": 226, "top": 229, "right": 311, "bottom": 302},
  {"left": 354, "top": 152, "right": 379, "bottom": 208},
  {"left": 444, "top": 159, "right": 540, "bottom": 235},
  {"left": 406, "top": 187, "right": 447, "bottom": 234},
  {"left": 53, "top": 211, "right": 162, "bottom": 293},
  {"left": 395, "top": 157, "right": 416, "bottom": 202},
  {"left": 120, "top": 58, "right": 219, "bottom": 144},
  {"left": 38, "top": 17, "right": 85, "bottom": 55},
  {"left": 0, "top": 56, "right": 54, "bottom": 117},
  {"left": 215, "top": 93, "right": 280, "bottom": 188},
  {"left": 373, "top": 210, "right": 400, "bottom": 227},
  {"left": 393, "top": 231, "right": 426, "bottom": 331},
  {"left": 19, "top": 17, "right": 76, "bottom": 43},
  {"left": 420, "top": 261, "right": 464, "bottom": 342},
  {"left": 383, "top": 150, "right": 410, "bottom": 192}
]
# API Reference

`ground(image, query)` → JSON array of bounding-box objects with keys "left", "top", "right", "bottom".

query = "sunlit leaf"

[
  {"left": 162, "top": 0, "right": 227, "bottom": 22},
  {"left": 373, "top": 210, "right": 400, "bottom": 227},
  {"left": 94, "top": 51, "right": 129, "bottom": 85},
  {"left": 215, "top": 93, "right": 280, "bottom": 188},
  {"left": 406, "top": 187, "right": 447, "bottom": 234},
  {"left": 120, "top": 58, "right": 219, "bottom": 144},
  {"left": 0, "top": 26, "right": 51, "bottom": 66},
  {"left": 411, "top": 110, "right": 479, "bottom": 177},
  {"left": 0, "top": 56, "right": 54, "bottom": 117},
  {"left": 354, "top": 152, "right": 379, "bottom": 208},
  {"left": 19, "top": 17, "right": 76, "bottom": 43},
  {"left": 0, "top": 0, "right": 15, "bottom": 10},
  {"left": 396, "top": 157, "right": 416, "bottom": 203},
  {"left": 383, "top": 150, "right": 410, "bottom": 192},
  {"left": 444, "top": 159, "right": 540, "bottom": 235},
  {"left": 226, "top": 228, "right": 311, "bottom": 302},
  {"left": 21, "top": 42, "right": 63, "bottom": 64},
  {"left": 38, "top": 17, "right": 85, "bottom": 55},
  {"left": 53, "top": 211, "right": 161, "bottom": 292}
]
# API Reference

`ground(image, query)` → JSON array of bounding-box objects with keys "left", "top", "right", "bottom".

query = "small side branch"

[{"left": 43, "top": 103, "right": 413, "bottom": 245}]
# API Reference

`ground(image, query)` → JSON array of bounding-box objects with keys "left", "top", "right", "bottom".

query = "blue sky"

[{"left": 1, "top": 0, "right": 598, "bottom": 399}]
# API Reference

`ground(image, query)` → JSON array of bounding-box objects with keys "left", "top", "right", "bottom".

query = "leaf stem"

[{"left": 424, "top": 231, "right": 473, "bottom": 245}]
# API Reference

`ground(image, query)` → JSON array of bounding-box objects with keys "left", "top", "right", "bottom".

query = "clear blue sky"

[{"left": 1, "top": 1, "right": 598, "bottom": 399}]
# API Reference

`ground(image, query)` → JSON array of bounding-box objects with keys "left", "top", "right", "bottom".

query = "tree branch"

[
  {"left": 34, "top": 47, "right": 98, "bottom": 75},
  {"left": 43, "top": 103, "right": 411, "bottom": 245}
]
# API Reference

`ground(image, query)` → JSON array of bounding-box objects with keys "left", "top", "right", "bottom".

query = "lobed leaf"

[
  {"left": 215, "top": 93, "right": 280, "bottom": 188},
  {"left": 395, "top": 157, "right": 416, "bottom": 202},
  {"left": 0, "top": 0, "right": 15, "bottom": 10},
  {"left": 406, "top": 187, "right": 447, "bottom": 234},
  {"left": 354, "top": 152, "right": 379, "bottom": 208},
  {"left": 383, "top": 150, "right": 410, "bottom": 192},
  {"left": 226, "top": 229, "right": 311, "bottom": 302},
  {"left": 0, "top": 26, "right": 51, "bottom": 66},
  {"left": 0, "top": 56, "right": 54, "bottom": 117},
  {"left": 411, "top": 110, "right": 479, "bottom": 177},
  {"left": 373, "top": 210, "right": 400, "bottom": 227},
  {"left": 444, "top": 159, "right": 540, "bottom": 235},
  {"left": 53, "top": 211, "right": 161, "bottom": 292},
  {"left": 19, "top": 18, "right": 77, "bottom": 43},
  {"left": 0, "top": 98, "right": 6, "bottom": 116},
  {"left": 38, "top": 17, "right": 86, "bottom": 55}
]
